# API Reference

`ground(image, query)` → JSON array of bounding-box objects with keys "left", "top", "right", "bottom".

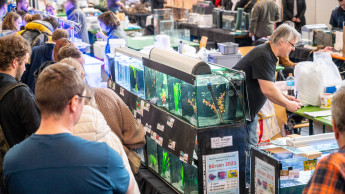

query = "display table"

[
  {"left": 127, "top": 35, "right": 199, "bottom": 50},
  {"left": 294, "top": 106, "right": 332, "bottom": 135},
  {"left": 135, "top": 165, "right": 178, "bottom": 194},
  {"left": 177, "top": 22, "right": 252, "bottom": 47}
]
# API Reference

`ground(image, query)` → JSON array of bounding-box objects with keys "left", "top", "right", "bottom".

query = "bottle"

[
  {"left": 70, "top": 27, "right": 75, "bottom": 42},
  {"left": 178, "top": 41, "right": 183, "bottom": 54},
  {"left": 286, "top": 73, "right": 295, "bottom": 96}
]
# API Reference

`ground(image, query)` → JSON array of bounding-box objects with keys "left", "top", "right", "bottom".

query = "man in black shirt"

[{"left": 233, "top": 24, "right": 301, "bottom": 182}]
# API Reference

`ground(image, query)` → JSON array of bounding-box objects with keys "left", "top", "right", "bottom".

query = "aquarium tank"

[
  {"left": 114, "top": 48, "right": 148, "bottom": 98},
  {"left": 158, "top": 146, "right": 172, "bottom": 183},
  {"left": 168, "top": 76, "right": 182, "bottom": 117},
  {"left": 145, "top": 67, "right": 169, "bottom": 109},
  {"left": 146, "top": 137, "right": 159, "bottom": 173}
]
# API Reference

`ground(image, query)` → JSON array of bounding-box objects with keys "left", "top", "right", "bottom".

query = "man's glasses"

[
  {"left": 287, "top": 41, "right": 295, "bottom": 49},
  {"left": 78, "top": 95, "right": 91, "bottom": 103}
]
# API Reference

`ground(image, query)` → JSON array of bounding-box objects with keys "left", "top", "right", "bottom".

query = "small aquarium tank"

[
  {"left": 158, "top": 146, "right": 171, "bottom": 183},
  {"left": 168, "top": 76, "right": 182, "bottom": 116},
  {"left": 183, "top": 162, "right": 198, "bottom": 194},
  {"left": 114, "top": 53, "right": 130, "bottom": 90},
  {"left": 129, "top": 58, "right": 145, "bottom": 99},
  {"left": 170, "top": 153, "right": 184, "bottom": 193},
  {"left": 146, "top": 137, "right": 159, "bottom": 173},
  {"left": 145, "top": 67, "right": 169, "bottom": 109}
]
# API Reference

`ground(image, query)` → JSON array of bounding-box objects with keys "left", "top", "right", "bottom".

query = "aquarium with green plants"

[
  {"left": 129, "top": 58, "right": 145, "bottom": 99},
  {"left": 146, "top": 137, "right": 159, "bottom": 173},
  {"left": 158, "top": 146, "right": 171, "bottom": 183},
  {"left": 183, "top": 162, "right": 198, "bottom": 194},
  {"left": 170, "top": 153, "right": 184, "bottom": 193},
  {"left": 145, "top": 67, "right": 169, "bottom": 109},
  {"left": 168, "top": 76, "right": 182, "bottom": 117}
]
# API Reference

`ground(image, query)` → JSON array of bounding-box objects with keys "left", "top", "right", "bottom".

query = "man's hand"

[
  {"left": 286, "top": 100, "right": 301, "bottom": 112},
  {"left": 249, "top": 32, "right": 254, "bottom": 37},
  {"left": 296, "top": 18, "right": 301, "bottom": 23},
  {"left": 292, "top": 17, "right": 297, "bottom": 22},
  {"left": 282, "top": 92, "right": 300, "bottom": 102}
]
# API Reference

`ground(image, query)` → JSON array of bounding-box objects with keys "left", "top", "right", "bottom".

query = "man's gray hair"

[
  {"left": 332, "top": 86, "right": 345, "bottom": 133},
  {"left": 269, "top": 24, "right": 301, "bottom": 45}
]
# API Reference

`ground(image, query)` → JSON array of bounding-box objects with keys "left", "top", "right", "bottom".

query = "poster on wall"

[
  {"left": 204, "top": 152, "right": 239, "bottom": 194},
  {"left": 254, "top": 157, "right": 275, "bottom": 194}
]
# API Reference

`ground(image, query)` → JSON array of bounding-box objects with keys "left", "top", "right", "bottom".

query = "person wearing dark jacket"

[
  {"left": 21, "top": 29, "right": 69, "bottom": 93},
  {"left": 0, "top": 34, "right": 40, "bottom": 193},
  {"left": 330, "top": 0, "right": 345, "bottom": 29},
  {"left": 282, "top": 0, "right": 306, "bottom": 32}
]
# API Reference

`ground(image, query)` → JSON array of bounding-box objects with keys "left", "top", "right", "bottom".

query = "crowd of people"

[{"left": 0, "top": 0, "right": 137, "bottom": 193}]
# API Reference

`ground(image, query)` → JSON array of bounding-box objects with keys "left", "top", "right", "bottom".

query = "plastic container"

[
  {"left": 208, "top": 53, "right": 242, "bottom": 68},
  {"left": 217, "top": 42, "right": 238, "bottom": 55},
  {"left": 93, "top": 41, "right": 107, "bottom": 59}
]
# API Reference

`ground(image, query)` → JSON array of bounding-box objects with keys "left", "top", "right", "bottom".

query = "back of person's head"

[
  {"left": 98, "top": 11, "right": 120, "bottom": 30},
  {"left": 24, "top": 13, "right": 43, "bottom": 23},
  {"left": 332, "top": 86, "right": 345, "bottom": 133},
  {"left": 60, "top": 57, "right": 85, "bottom": 77},
  {"left": 52, "top": 29, "right": 69, "bottom": 42},
  {"left": 269, "top": 24, "right": 301, "bottom": 45},
  {"left": 16, "top": 10, "right": 27, "bottom": 18},
  {"left": 57, "top": 46, "right": 82, "bottom": 62},
  {"left": 43, "top": 16, "right": 59, "bottom": 30},
  {"left": 53, "top": 38, "right": 74, "bottom": 61},
  {"left": 0, "top": 34, "right": 30, "bottom": 71},
  {"left": 2, "top": 12, "right": 21, "bottom": 31},
  {"left": 35, "top": 63, "right": 86, "bottom": 116}
]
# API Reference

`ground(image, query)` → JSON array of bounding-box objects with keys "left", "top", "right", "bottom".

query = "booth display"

[
  {"left": 108, "top": 47, "right": 247, "bottom": 193},
  {"left": 251, "top": 133, "right": 338, "bottom": 194}
]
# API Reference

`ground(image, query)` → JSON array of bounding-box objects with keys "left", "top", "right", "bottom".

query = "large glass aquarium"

[
  {"left": 251, "top": 133, "right": 338, "bottom": 194},
  {"left": 145, "top": 48, "right": 245, "bottom": 128},
  {"left": 114, "top": 48, "right": 148, "bottom": 99}
]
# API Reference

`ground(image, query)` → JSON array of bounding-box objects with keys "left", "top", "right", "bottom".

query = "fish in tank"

[
  {"left": 158, "top": 146, "right": 171, "bottom": 183},
  {"left": 146, "top": 137, "right": 159, "bottom": 173},
  {"left": 170, "top": 153, "right": 184, "bottom": 193},
  {"left": 168, "top": 76, "right": 182, "bottom": 117},
  {"left": 183, "top": 162, "right": 198, "bottom": 194},
  {"left": 129, "top": 58, "right": 145, "bottom": 99}
]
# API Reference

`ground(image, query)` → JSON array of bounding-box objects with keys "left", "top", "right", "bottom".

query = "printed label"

[{"left": 211, "top": 136, "right": 233, "bottom": 149}]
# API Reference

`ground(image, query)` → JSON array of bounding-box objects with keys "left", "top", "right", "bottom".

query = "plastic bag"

[
  {"left": 313, "top": 52, "right": 342, "bottom": 87},
  {"left": 295, "top": 61, "right": 324, "bottom": 106},
  {"left": 295, "top": 52, "right": 342, "bottom": 106}
]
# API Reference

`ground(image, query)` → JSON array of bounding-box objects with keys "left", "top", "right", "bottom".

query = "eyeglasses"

[
  {"left": 287, "top": 41, "right": 295, "bottom": 49},
  {"left": 78, "top": 95, "right": 91, "bottom": 103}
]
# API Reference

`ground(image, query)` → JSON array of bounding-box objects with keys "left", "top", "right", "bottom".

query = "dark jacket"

[
  {"left": 21, "top": 43, "right": 55, "bottom": 93},
  {"left": 330, "top": 6, "right": 345, "bottom": 29},
  {"left": 282, "top": 0, "right": 306, "bottom": 25},
  {"left": 0, "top": 73, "right": 40, "bottom": 147}
]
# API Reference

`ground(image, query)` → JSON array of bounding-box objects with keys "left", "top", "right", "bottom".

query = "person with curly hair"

[
  {"left": 96, "top": 11, "right": 128, "bottom": 54},
  {"left": 0, "top": 34, "right": 40, "bottom": 192}
]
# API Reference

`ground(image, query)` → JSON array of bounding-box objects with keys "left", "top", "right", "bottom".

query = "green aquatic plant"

[
  {"left": 173, "top": 83, "right": 181, "bottom": 112},
  {"left": 131, "top": 66, "right": 139, "bottom": 92},
  {"left": 150, "top": 154, "right": 157, "bottom": 167},
  {"left": 161, "top": 151, "right": 170, "bottom": 177},
  {"left": 180, "top": 165, "right": 184, "bottom": 187}
]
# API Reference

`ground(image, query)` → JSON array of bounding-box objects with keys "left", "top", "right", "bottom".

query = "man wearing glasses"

[
  {"left": 3, "top": 64, "right": 135, "bottom": 193},
  {"left": 233, "top": 24, "right": 302, "bottom": 184}
]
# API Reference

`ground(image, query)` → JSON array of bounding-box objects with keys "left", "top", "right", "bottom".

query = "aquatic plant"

[
  {"left": 188, "top": 98, "right": 197, "bottom": 114},
  {"left": 203, "top": 92, "right": 226, "bottom": 114},
  {"left": 181, "top": 165, "right": 184, "bottom": 187},
  {"left": 173, "top": 83, "right": 181, "bottom": 111},
  {"left": 161, "top": 151, "right": 170, "bottom": 177},
  {"left": 131, "top": 66, "right": 139, "bottom": 92},
  {"left": 150, "top": 154, "right": 157, "bottom": 167}
]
